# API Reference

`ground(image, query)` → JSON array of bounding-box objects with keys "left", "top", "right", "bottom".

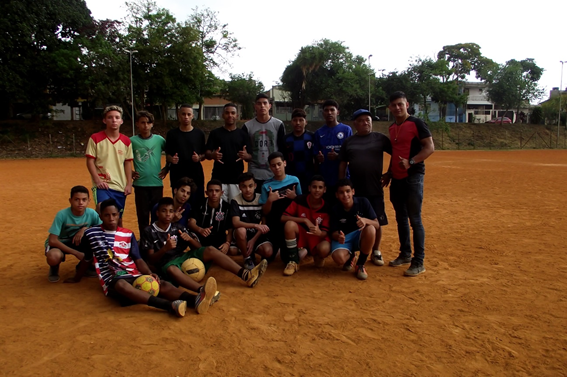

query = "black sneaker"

[
  {"left": 342, "top": 254, "right": 357, "bottom": 271},
  {"left": 404, "top": 262, "right": 426, "bottom": 277},
  {"left": 48, "top": 265, "right": 60, "bottom": 283},
  {"left": 389, "top": 257, "right": 412, "bottom": 267}
]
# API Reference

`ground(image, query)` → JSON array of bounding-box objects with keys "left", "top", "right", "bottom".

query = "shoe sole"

[
  {"left": 196, "top": 277, "right": 217, "bottom": 314},
  {"left": 248, "top": 259, "right": 268, "bottom": 287},
  {"left": 172, "top": 300, "right": 187, "bottom": 317},
  {"left": 372, "top": 258, "right": 385, "bottom": 266},
  {"left": 389, "top": 260, "right": 412, "bottom": 267},
  {"left": 48, "top": 275, "right": 60, "bottom": 283},
  {"left": 404, "top": 267, "right": 426, "bottom": 277}
]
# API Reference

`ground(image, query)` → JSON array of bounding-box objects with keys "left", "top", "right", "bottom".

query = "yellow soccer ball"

[
  {"left": 181, "top": 258, "right": 205, "bottom": 282},
  {"left": 132, "top": 275, "right": 160, "bottom": 297}
]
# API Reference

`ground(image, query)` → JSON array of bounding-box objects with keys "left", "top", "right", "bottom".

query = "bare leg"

[
  {"left": 202, "top": 246, "right": 241, "bottom": 275},
  {"left": 46, "top": 249, "right": 64, "bottom": 266},
  {"left": 373, "top": 226, "right": 382, "bottom": 250},
  {"left": 166, "top": 265, "right": 202, "bottom": 292}
]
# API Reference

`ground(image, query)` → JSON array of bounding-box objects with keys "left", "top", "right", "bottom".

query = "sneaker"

[
  {"left": 404, "top": 262, "right": 426, "bottom": 277},
  {"left": 355, "top": 265, "right": 368, "bottom": 280},
  {"left": 195, "top": 277, "right": 217, "bottom": 314},
  {"left": 48, "top": 265, "right": 60, "bottom": 283},
  {"left": 171, "top": 300, "right": 187, "bottom": 317},
  {"left": 243, "top": 257, "right": 255, "bottom": 270},
  {"left": 389, "top": 257, "right": 412, "bottom": 267},
  {"left": 371, "top": 250, "right": 384, "bottom": 266},
  {"left": 313, "top": 257, "right": 325, "bottom": 268},
  {"left": 210, "top": 291, "right": 221, "bottom": 306},
  {"left": 283, "top": 261, "right": 299, "bottom": 276},
  {"left": 342, "top": 254, "right": 357, "bottom": 271},
  {"left": 246, "top": 259, "right": 268, "bottom": 287}
]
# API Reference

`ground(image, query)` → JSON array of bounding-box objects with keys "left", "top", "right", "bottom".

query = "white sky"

[{"left": 86, "top": 0, "right": 566, "bottom": 102}]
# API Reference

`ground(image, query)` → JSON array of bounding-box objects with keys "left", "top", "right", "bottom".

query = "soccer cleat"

[
  {"left": 195, "top": 277, "right": 217, "bottom": 314},
  {"left": 210, "top": 290, "right": 221, "bottom": 306},
  {"left": 342, "top": 254, "right": 357, "bottom": 271},
  {"left": 355, "top": 265, "right": 368, "bottom": 280},
  {"left": 404, "top": 262, "right": 426, "bottom": 277},
  {"left": 243, "top": 257, "right": 255, "bottom": 270},
  {"left": 371, "top": 250, "right": 384, "bottom": 266},
  {"left": 246, "top": 259, "right": 268, "bottom": 288},
  {"left": 171, "top": 300, "right": 187, "bottom": 317},
  {"left": 283, "top": 261, "right": 299, "bottom": 276},
  {"left": 389, "top": 257, "right": 412, "bottom": 267},
  {"left": 48, "top": 266, "right": 60, "bottom": 283}
]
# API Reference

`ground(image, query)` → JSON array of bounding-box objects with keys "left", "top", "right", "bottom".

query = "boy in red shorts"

[{"left": 280, "top": 175, "right": 331, "bottom": 276}]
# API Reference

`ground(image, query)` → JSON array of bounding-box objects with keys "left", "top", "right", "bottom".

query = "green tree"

[
  {"left": 0, "top": 0, "right": 93, "bottom": 118},
  {"left": 486, "top": 59, "right": 544, "bottom": 124},
  {"left": 221, "top": 73, "right": 265, "bottom": 119},
  {"left": 540, "top": 94, "right": 567, "bottom": 126}
]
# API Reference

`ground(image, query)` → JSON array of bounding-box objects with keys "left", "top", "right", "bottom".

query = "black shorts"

[
  {"left": 107, "top": 276, "right": 138, "bottom": 307},
  {"left": 367, "top": 195, "right": 388, "bottom": 226},
  {"left": 233, "top": 228, "right": 272, "bottom": 252}
]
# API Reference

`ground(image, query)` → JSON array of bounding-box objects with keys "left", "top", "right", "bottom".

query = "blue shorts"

[
  {"left": 331, "top": 230, "right": 361, "bottom": 254},
  {"left": 93, "top": 187, "right": 126, "bottom": 217}
]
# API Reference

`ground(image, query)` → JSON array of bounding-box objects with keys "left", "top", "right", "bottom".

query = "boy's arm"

[
  {"left": 188, "top": 218, "right": 212, "bottom": 238},
  {"left": 261, "top": 188, "right": 282, "bottom": 215},
  {"left": 86, "top": 158, "right": 108, "bottom": 189},
  {"left": 48, "top": 234, "right": 84, "bottom": 260},
  {"left": 124, "top": 160, "right": 133, "bottom": 196},
  {"left": 338, "top": 161, "right": 348, "bottom": 180},
  {"left": 356, "top": 215, "right": 380, "bottom": 230}
]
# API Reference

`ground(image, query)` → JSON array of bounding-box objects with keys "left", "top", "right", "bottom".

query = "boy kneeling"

[
  {"left": 330, "top": 179, "right": 380, "bottom": 280},
  {"left": 66, "top": 199, "right": 215, "bottom": 316},
  {"left": 280, "top": 175, "right": 331, "bottom": 276}
]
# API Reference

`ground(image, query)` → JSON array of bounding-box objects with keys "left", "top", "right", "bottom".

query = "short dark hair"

[
  {"left": 207, "top": 179, "right": 223, "bottom": 190},
  {"left": 291, "top": 108, "right": 306, "bottom": 119},
  {"left": 309, "top": 175, "right": 326, "bottom": 186},
  {"left": 268, "top": 151, "right": 284, "bottom": 163},
  {"left": 238, "top": 172, "right": 256, "bottom": 184},
  {"left": 157, "top": 197, "right": 174, "bottom": 210},
  {"left": 336, "top": 178, "right": 354, "bottom": 190},
  {"left": 70, "top": 185, "right": 89, "bottom": 198},
  {"left": 137, "top": 110, "right": 154, "bottom": 124},
  {"left": 223, "top": 103, "right": 238, "bottom": 111},
  {"left": 179, "top": 104, "right": 193, "bottom": 111},
  {"left": 255, "top": 93, "right": 270, "bottom": 102},
  {"left": 322, "top": 100, "right": 339, "bottom": 110},
  {"left": 389, "top": 91, "right": 407, "bottom": 103},
  {"left": 100, "top": 198, "right": 119, "bottom": 212},
  {"left": 174, "top": 177, "right": 197, "bottom": 193}
]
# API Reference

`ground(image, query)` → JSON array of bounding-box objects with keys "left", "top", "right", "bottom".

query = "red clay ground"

[{"left": 1, "top": 150, "right": 567, "bottom": 376}]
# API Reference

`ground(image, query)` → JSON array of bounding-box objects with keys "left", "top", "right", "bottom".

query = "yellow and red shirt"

[{"left": 86, "top": 131, "right": 133, "bottom": 192}]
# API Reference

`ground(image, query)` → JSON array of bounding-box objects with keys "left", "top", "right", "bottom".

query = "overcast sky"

[{"left": 85, "top": 0, "right": 566, "bottom": 103}]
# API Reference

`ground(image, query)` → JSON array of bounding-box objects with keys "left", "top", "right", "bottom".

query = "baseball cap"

[{"left": 351, "top": 109, "right": 372, "bottom": 120}]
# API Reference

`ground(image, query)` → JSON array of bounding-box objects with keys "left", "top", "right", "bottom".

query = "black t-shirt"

[
  {"left": 165, "top": 127, "right": 206, "bottom": 185},
  {"left": 231, "top": 193, "right": 263, "bottom": 225},
  {"left": 139, "top": 222, "right": 190, "bottom": 268},
  {"left": 190, "top": 198, "right": 232, "bottom": 247},
  {"left": 330, "top": 197, "right": 377, "bottom": 235},
  {"left": 206, "top": 127, "right": 252, "bottom": 184},
  {"left": 339, "top": 132, "right": 392, "bottom": 197}
]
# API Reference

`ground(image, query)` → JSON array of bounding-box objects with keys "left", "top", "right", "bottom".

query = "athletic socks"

[
  {"left": 148, "top": 296, "right": 174, "bottom": 312},
  {"left": 285, "top": 238, "right": 299, "bottom": 263},
  {"left": 238, "top": 267, "right": 250, "bottom": 282},
  {"left": 357, "top": 252, "right": 369, "bottom": 266},
  {"left": 179, "top": 292, "right": 197, "bottom": 308}
]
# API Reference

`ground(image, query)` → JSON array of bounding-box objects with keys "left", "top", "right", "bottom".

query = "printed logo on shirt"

[
  {"left": 116, "top": 241, "right": 129, "bottom": 249},
  {"left": 337, "top": 132, "right": 344, "bottom": 140},
  {"left": 316, "top": 217, "right": 323, "bottom": 225},
  {"left": 215, "top": 211, "right": 225, "bottom": 221},
  {"left": 300, "top": 213, "right": 307, "bottom": 218},
  {"left": 242, "top": 213, "right": 247, "bottom": 218},
  {"left": 339, "top": 219, "right": 347, "bottom": 223},
  {"left": 306, "top": 141, "right": 312, "bottom": 149}
]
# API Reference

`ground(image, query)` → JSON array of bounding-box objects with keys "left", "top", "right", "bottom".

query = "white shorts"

[{"left": 221, "top": 184, "right": 240, "bottom": 203}]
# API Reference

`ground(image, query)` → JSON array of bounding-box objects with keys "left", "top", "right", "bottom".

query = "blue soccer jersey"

[
  {"left": 313, "top": 123, "right": 352, "bottom": 187},
  {"left": 284, "top": 131, "right": 315, "bottom": 193}
]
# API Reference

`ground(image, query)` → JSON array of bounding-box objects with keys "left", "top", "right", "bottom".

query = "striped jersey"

[
  {"left": 231, "top": 193, "right": 263, "bottom": 225},
  {"left": 83, "top": 226, "right": 142, "bottom": 295}
]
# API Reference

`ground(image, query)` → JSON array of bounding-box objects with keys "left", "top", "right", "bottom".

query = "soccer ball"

[
  {"left": 132, "top": 275, "right": 160, "bottom": 296},
  {"left": 181, "top": 258, "right": 205, "bottom": 282}
]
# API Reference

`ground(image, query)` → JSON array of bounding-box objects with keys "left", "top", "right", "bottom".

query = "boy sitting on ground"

[
  {"left": 151, "top": 177, "right": 196, "bottom": 228},
  {"left": 141, "top": 197, "right": 268, "bottom": 292},
  {"left": 231, "top": 172, "right": 273, "bottom": 270},
  {"left": 280, "top": 175, "right": 331, "bottom": 276},
  {"left": 45, "top": 185, "right": 101, "bottom": 282},
  {"left": 65, "top": 199, "right": 216, "bottom": 316},
  {"left": 330, "top": 179, "right": 380, "bottom": 280}
]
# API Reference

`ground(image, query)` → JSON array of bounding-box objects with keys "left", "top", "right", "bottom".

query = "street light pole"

[
  {"left": 368, "top": 55, "right": 373, "bottom": 111},
  {"left": 125, "top": 49, "right": 138, "bottom": 136},
  {"left": 558, "top": 61, "right": 565, "bottom": 148}
]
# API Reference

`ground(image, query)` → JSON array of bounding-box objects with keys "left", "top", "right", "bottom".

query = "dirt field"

[{"left": 1, "top": 150, "right": 567, "bottom": 377}]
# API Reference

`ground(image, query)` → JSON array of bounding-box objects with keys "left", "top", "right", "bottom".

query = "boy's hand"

[
  {"left": 164, "top": 234, "right": 176, "bottom": 250},
  {"left": 268, "top": 187, "right": 281, "bottom": 202},
  {"left": 150, "top": 273, "right": 160, "bottom": 284},
  {"left": 381, "top": 172, "right": 391, "bottom": 188},
  {"left": 356, "top": 215, "right": 366, "bottom": 230},
  {"left": 158, "top": 166, "right": 169, "bottom": 180},
  {"left": 398, "top": 156, "right": 410, "bottom": 170},
  {"left": 178, "top": 229, "right": 192, "bottom": 242},
  {"left": 327, "top": 148, "right": 338, "bottom": 161},
  {"left": 192, "top": 151, "right": 200, "bottom": 162},
  {"left": 236, "top": 145, "right": 251, "bottom": 162},
  {"left": 338, "top": 230, "right": 345, "bottom": 244},
  {"left": 316, "top": 151, "right": 324, "bottom": 163},
  {"left": 219, "top": 242, "right": 230, "bottom": 254},
  {"left": 132, "top": 171, "right": 140, "bottom": 180},
  {"left": 307, "top": 223, "right": 322, "bottom": 237},
  {"left": 199, "top": 226, "right": 213, "bottom": 238},
  {"left": 303, "top": 219, "right": 315, "bottom": 229},
  {"left": 96, "top": 180, "right": 109, "bottom": 190},
  {"left": 284, "top": 185, "right": 297, "bottom": 200},
  {"left": 172, "top": 153, "right": 179, "bottom": 164},
  {"left": 173, "top": 207, "right": 185, "bottom": 222},
  {"left": 124, "top": 184, "right": 132, "bottom": 196},
  {"left": 73, "top": 228, "right": 86, "bottom": 245},
  {"left": 256, "top": 224, "right": 270, "bottom": 234},
  {"left": 245, "top": 240, "right": 255, "bottom": 257},
  {"left": 213, "top": 147, "right": 223, "bottom": 164}
]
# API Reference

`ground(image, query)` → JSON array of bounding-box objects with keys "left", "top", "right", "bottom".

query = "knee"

[
  {"left": 235, "top": 228, "right": 246, "bottom": 240},
  {"left": 363, "top": 225, "right": 376, "bottom": 237},
  {"left": 284, "top": 221, "right": 297, "bottom": 233},
  {"left": 46, "top": 250, "right": 63, "bottom": 266}
]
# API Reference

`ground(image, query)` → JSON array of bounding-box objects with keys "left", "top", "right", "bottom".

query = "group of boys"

[{"left": 44, "top": 90, "right": 434, "bottom": 316}]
